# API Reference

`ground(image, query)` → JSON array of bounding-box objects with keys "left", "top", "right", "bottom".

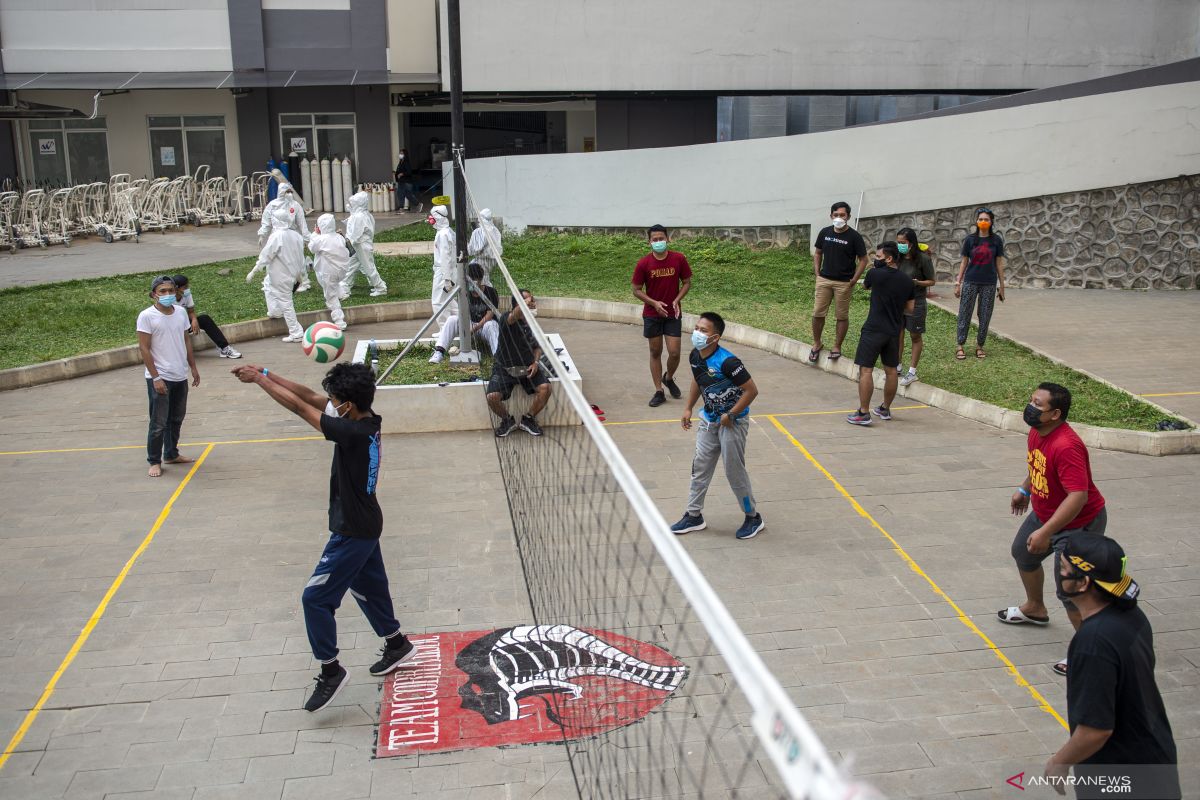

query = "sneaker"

[
  {"left": 495, "top": 416, "right": 517, "bottom": 438},
  {"left": 429, "top": 349, "right": 444, "bottom": 364},
  {"left": 282, "top": 334, "right": 303, "bottom": 343},
  {"left": 662, "top": 374, "right": 682, "bottom": 399},
  {"left": 369, "top": 637, "right": 417, "bottom": 676},
  {"left": 219, "top": 346, "right": 242, "bottom": 359},
  {"left": 519, "top": 414, "right": 543, "bottom": 436},
  {"left": 670, "top": 513, "right": 706, "bottom": 535},
  {"left": 335, "top": 321, "right": 348, "bottom": 330},
  {"left": 338, "top": 291, "right": 350, "bottom": 301},
  {"left": 871, "top": 405, "right": 893, "bottom": 421},
  {"left": 898, "top": 370, "right": 918, "bottom": 387},
  {"left": 370, "top": 287, "right": 388, "bottom": 297},
  {"left": 736, "top": 514, "right": 765, "bottom": 540},
  {"left": 304, "top": 665, "right": 348, "bottom": 712},
  {"left": 296, "top": 282, "right": 311, "bottom": 293},
  {"left": 648, "top": 390, "right": 666, "bottom": 408},
  {"left": 846, "top": 410, "right": 872, "bottom": 426}
]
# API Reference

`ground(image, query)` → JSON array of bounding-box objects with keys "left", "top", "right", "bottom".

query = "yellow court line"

[
  {"left": 0, "top": 443, "right": 215, "bottom": 772},
  {"left": 1140, "top": 391, "right": 1200, "bottom": 398},
  {"left": 0, "top": 435, "right": 322, "bottom": 457},
  {"left": 602, "top": 405, "right": 929, "bottom": 427},
  {"left": 764, "top": 415, "right": 1068, "bottom": 731}
]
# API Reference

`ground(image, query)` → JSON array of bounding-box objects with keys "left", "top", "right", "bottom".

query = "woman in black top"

[
  {"left": 393, "top": 148, "right": 422, "bottom": 212},
  {"left": 954, "top": 207, "right": 1007, "bottom": 360}
]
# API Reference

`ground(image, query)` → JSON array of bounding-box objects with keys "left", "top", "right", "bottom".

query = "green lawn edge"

[{"left": 0, "top": 228, "right": 1185, "bottom": 432}]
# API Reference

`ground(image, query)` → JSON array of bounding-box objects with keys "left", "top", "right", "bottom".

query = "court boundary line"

[
  {"left": 601, "top": 405, "right": 929, "bottom": 427},
  {"left": 764, "top": 414, "right": 1069, "bottom": 730},
  {"left": 0, "top": 443, "right": 215, "bottom": 771},
  {"left": 0, "top": 435, "right": 323, "bottom": 457}
]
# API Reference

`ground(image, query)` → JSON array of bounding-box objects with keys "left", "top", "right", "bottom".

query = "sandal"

[
  {"left": 829, "top": 350, "right": 842, "bottom": 361},
  {"left": 808, "top": 345, "right": 823, "bottom": 364},
  {"left": 976, "top": 348, "right": 986, "bottom": 359},
  {"left": 590, "top": 404, "right": 606, "bottom": 422},
  {"left": 1052, "top": 659, "right": 1068, "bottom": 676},
  {"left": 955, "top": 347, "right": 967, "bottom": 360},
  {"left": 997, "top": 606, "right": 1050, "bottom": 626}
]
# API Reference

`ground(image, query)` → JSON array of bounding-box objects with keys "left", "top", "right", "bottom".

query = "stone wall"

[
  {"left": 857, "top": 174, "right": 1200, "bottom": 289},
  {"left": 525, "top": 225, "right": 810, "bottom": 250}
]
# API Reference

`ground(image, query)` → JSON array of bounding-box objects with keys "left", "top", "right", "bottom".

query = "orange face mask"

[{"left": 977, "top": 219, "right": 992, "bottom": 230}]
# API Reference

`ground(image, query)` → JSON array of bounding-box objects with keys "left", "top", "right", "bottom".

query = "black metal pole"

[{"left": 447, "top": 0, "right": 474, "bottom": 360}]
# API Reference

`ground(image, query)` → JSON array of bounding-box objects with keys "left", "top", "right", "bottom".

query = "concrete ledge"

[{"left": 6, "top": 296, "right": 1198, "bottom": 455}]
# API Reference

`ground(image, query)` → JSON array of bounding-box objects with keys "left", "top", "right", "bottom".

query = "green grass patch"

[
  {"left": 0, "top": 225, "right": 1184, "bottom": 432},
  {"left": 375, "top": 344, "right": 491, "bottom": 386}
]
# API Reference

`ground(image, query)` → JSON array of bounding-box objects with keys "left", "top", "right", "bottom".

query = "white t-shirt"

[{"left": 136, "top": 304, "right": 191, "bottom": 381}]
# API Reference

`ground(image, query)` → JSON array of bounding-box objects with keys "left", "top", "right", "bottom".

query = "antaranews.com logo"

[{"left": 1007, "top": 771, "right": 1133, "bottom": 793}]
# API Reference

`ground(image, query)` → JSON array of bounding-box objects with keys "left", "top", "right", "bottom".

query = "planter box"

[{"left": 352, "top": 333, "right": 584, "bottom": 435}]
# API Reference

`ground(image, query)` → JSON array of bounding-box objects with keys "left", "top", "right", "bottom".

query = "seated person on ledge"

[
  {"left": 430, "top": 262, "right": 501, "bottom": 362},
  {"left": 487, "top": 289, "right": 550, "bottom": 439}
]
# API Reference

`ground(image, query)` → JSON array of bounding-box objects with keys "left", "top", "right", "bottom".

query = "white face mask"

[
  {"left": 527, "top": 308, "right": 538, "bottom": 318},
  {"left": 324, "top": 399, "right": 350, "bottom": 418},
  {"left": 832, "top": 217, "right": 848, "bottom": 229}
]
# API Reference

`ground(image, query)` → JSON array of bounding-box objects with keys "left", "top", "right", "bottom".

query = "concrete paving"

[
  {"left": 0, "top": 211, "right": 421, "bottom": 289},
  {"left": 0, "top": 315, "right": 1196, "bottom": 799},
  {"left": 931, "top": 288, "right": 1200, "bottom": 421}
]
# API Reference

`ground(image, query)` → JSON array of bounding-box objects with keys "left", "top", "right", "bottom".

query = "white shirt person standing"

[{"left": 136, "top": 275, "right": 200, "bottom": 477}]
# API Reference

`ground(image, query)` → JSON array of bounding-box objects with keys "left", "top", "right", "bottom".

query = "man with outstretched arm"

[{"left": 231, "top": 361, "right": 416, "bottom": 712}]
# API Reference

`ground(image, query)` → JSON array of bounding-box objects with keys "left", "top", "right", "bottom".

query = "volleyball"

[{"left": 302, "top": 321, "right": 345, "bottom": 363}]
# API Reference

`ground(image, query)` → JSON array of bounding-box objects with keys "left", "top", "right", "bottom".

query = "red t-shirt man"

[
  {"left": 631, "top": 251, "right": 692, "bottom": 319},
  {"left": 1026, "top": 422, "right": 1106, "bottom": 529},
  {"left": 631, "top": 226, "right": 693, "bottom": 407}
]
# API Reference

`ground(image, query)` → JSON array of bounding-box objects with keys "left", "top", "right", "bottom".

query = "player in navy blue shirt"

[
  {"left": 670, "top": 312, "right": 764, "bottom": 541},
  {"left": 233, "top": 362, "right": 416, "bottom": 713}
]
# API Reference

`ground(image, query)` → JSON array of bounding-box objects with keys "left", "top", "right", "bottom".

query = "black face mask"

[
  {"left": 1024, "top": 403, "right": 1052, "bottom": 427},
  {"left": 1059, "top": 572, "right": 1089, "bottom": 598},
  {"left": 873, "top": 258, "right": 887, "bottom": 268}
]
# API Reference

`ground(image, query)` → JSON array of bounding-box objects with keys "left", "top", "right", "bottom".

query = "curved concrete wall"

[{"left": 460, "top": 80, "right": 1200, "bottom": 237}]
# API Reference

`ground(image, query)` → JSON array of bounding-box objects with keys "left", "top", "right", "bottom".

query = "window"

[
  {"left": 148, "top": 115, "right": 227, "bottom": 178},
  {"left": 27, "top": 117, "right": 110, "bottom": 186},
  {"left": 279, "top": 113, "right": 357, "bottom": 166}
]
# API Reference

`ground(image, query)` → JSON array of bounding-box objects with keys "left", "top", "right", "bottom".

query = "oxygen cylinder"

[
  {"left": 299, "top": 157, "right": 313, "bottom": 209},
  {"left": 375, "top": 184, "right": 384, "bottom": 213},
  {"left": 320, "top": 157, "right": 333, "bottom": 213},
  {"left": 331, "top": 156, "right": 344, "bottom": 216},
  {"left": 369, "top": 184, "right": 378, "bottom": 213},
  {"left": 340, "top": 157, "right": 353, "bottom": 206},
  {"left": 287, "top": 151, "right": 301, "bottom": 193},
  {"left": 386, "top": 182, "right": 396, "bottom": 212},
  {"left": 266, "top": 158, "right": 278, "bottom": 201}
]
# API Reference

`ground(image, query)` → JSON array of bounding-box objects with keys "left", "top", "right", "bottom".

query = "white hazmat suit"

[
  {"left": 308, "top": 213, "right": 350, "bottom": 330},
  {"left": 248, "top": 206, "right": 307, "bottom": 341},
  {"left": 430, "top": 204, "right": 456, "bottom": 327},
  {"left": 467, "top": 208, "right": 502, "bottom": 287},
  {"left": 258, "top": 182, "right": 313, "bottom": 291},
  {"left": 339, "top": 191, "right": 387, "bottom": 298}
]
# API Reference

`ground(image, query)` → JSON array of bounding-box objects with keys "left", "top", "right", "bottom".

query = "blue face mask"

[
  {"left": 157, "top": 294, "right": 176, "bottom": 307},
  {"left": 691, "top": 329, "right": 710, "bottom": 350},
  {"left": 182, "top": 289, "right": 191, "bottom": 299},
  {"left": 897, "top": 243, "right": 910, "bottom": 255},
  {"left": 651, "top": 240, "right": 668, "bottom": 254}
]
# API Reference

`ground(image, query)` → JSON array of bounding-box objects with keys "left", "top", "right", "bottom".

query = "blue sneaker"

[
  {"left": 736, "top": 514, "right": 765, "bottom": 540},
  {"left": 670, "top": 513, "right": 706, "bottom": 535},
  {"left": 846, "top": 410, "right": 872, "bottom": 426},
  {"left": 871, "top": 404, "right": 892, "bottom": 421}
]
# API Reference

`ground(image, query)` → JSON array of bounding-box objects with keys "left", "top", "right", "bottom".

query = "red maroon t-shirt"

[
  {"left": 632, "top": 251, "right": 692, "bottom": 319},
  {"left": 1026, "top": 423, "right": 1105, "bottom": 529}
]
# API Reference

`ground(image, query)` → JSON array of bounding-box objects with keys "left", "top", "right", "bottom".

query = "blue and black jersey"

[
  {"left": 689, "top": 346, "right": 752, "bottom": 423},
  {"left": 320, "top": 413, "right": 384, "bottom": 539}
]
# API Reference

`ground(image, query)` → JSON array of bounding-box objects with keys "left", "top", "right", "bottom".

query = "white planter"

[{"left": 353, "top": 333, "right": 585, "bottom": 435}]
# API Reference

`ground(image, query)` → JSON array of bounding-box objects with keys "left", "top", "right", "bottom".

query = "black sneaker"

[
  {"left": 495, "top": 416, "right": 517, "bottom": 437},
  {"left": 519, "top": 414, "right": 544, "bottom": 436},
  {"left": 662, "top": 375, "right": 682, "bottom": 399},
  {"left": 304, "top": 665, "right": 348, "bottom": 712},
  {"left": 369, "top": 637, "right": 417, "bottom": 676},
  {"left": 670, "top": 513, "right": 707, "bottom": 535},
  {"left": 648, "top": 390, "right": 666, "bottom": 408},
  {"left": 735, "top": 514, "right": 765, "bottom": 540}
]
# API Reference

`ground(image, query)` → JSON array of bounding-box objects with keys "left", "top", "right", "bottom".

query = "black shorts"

[
  {"left": 486, "top": 364, "right": 550, "bottom": 401},
  {"left": 643, "top": 317, "right": 682, "bottom": 339},
  {"left": 1011, "top": 508, "right": 1108, "bottom": 609},
  {"left": 853, "top": 329, "right": 900, "bottom": 369},
  {"left": 904, "top": 297, "right": 928, "bottom": 334}
]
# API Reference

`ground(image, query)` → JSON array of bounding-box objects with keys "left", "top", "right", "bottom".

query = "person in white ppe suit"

[
  {"left": 430, "top": 204, "right": 456, "bottom": 328},
  {"left": 338, "top": 191, "right": 387, "bottom": 299},
  {"left": 248, "top": 206, "right": 307, "bottom": 342},
  {"left": 258, "top": 182, "right": 313, "bottom": 292},
  {"left": 467, "top": 208, "right": 502, "bottom": 287},
  {"left": 307, "top": 213, "right": 351, "bottom": 330}
]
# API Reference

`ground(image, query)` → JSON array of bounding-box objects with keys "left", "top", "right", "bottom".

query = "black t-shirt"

[
  {"left": 1066, "top": 604, "right": 1180, "bottom": 799},
  {"left": 815, "top": 225, "right": 867, "bottom": 281},
  {"left": 494, "top": 311, "right": 538, "bottom": 368},
  {"left": 959, "top": 233, "right": 1004, "bottom": 285},
  {"left": 862, "top": 266, "right": 915, "bottom": 336},
  {"left": 468, "top": 285, "right": 500, "bottom": 324},
  {"left": 320, "top": 413, "right": 384, "bottom": 539}
]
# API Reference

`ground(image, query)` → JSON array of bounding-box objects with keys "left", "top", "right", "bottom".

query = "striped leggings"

[{"left": 956, "top": 283, "right": 996, "bottom": 347}]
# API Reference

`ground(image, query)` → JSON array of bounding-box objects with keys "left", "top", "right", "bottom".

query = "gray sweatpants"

[{"left": 686, "top": 416, "right": 757, "bottom": 517}]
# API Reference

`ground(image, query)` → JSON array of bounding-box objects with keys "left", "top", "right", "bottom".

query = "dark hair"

[
  {"left": 647, "top": 224, "right": 668, "bottom": 239},
  {"left": 171, "top": 274, "right": 189, "bottom": 288},
  {"left": 876, "top": 241, "right": 900, "bottom": 264},
  {"left": 467, "top": 262, "right": 484, "bottom": 282},
  {"left": 830, "top": 201, "right": 851, "bottom": 216},
  {"left": 323, "top": 362, "right": 376, "bottom": 412},
  {"left": 895, "top": 227, "right": 920, "bottom": 257},
  {"left": 511, "top": 287, "right": 532, "bottom": 309},
  {"left": 699, "top": 311, "right": 726, "bottom": 335},
  {"left": 1037, "top": 382, "right": 1072, "bottom": 420}
]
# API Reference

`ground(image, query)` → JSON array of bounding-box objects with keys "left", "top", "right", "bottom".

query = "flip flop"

[
  {"left": 808, "top": 346, "right": 822, "bottom": 364},
  {"left": 1052, "top": 659, "right": 1068, "bottom": 676},
  {"left": 829, "top": 350, "right": 841, "bottom": 361},
  {"left": 997, "top": 606, "right": 1050, "bottom": 626},
  {"left": 590, "top": 404, "right": 606, "bottom": 422},
  {"left": 976, "top": 348, "right": 987, "bottom": 359},
  {"left": 955, "top": 347, "right": 967, "bottom": 360}
]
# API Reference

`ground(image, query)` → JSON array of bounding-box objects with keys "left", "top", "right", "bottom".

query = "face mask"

[
  {"left": 832, "top": 217, "right": 848, "bottom": 229},
  {"left": 650, "top": 240, "right": 668, "bottom": 254},
  {"left": 397, "top": 155, "right": 404, "bottom": 161},
  {"left": 873, "top": 258, "right": 886, "bottom": 268},
  {"left": 325, "top": 400, "right": 350, "bottom": 418},
  {"left": 527, "top": 308, "right": 538, "bottom": 317},
  {"left": 977, "top": 220, "right": 992, "bottom": 231},
  {"left": 157, "top": 294, "right": 175, "bottom": 307},
  {"left": 427, "top": 216, "right": 436, "bottom": 226},
  {"left": 897, "top": 243, "right": 910, "bottom": 255},
  {"left": 1059, "top": 573, "right": 1089, "bottom": 598},
  {"left": 691, "top": 329, "right": 710, "bottom": 350},
  {"left": 1023, "top": 403, "right": 1047, "bottom": 427}
]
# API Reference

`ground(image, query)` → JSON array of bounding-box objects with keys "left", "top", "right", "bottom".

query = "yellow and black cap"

[{"left": 1062, "top": 536, "right": 1139, "bottom": 603}]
